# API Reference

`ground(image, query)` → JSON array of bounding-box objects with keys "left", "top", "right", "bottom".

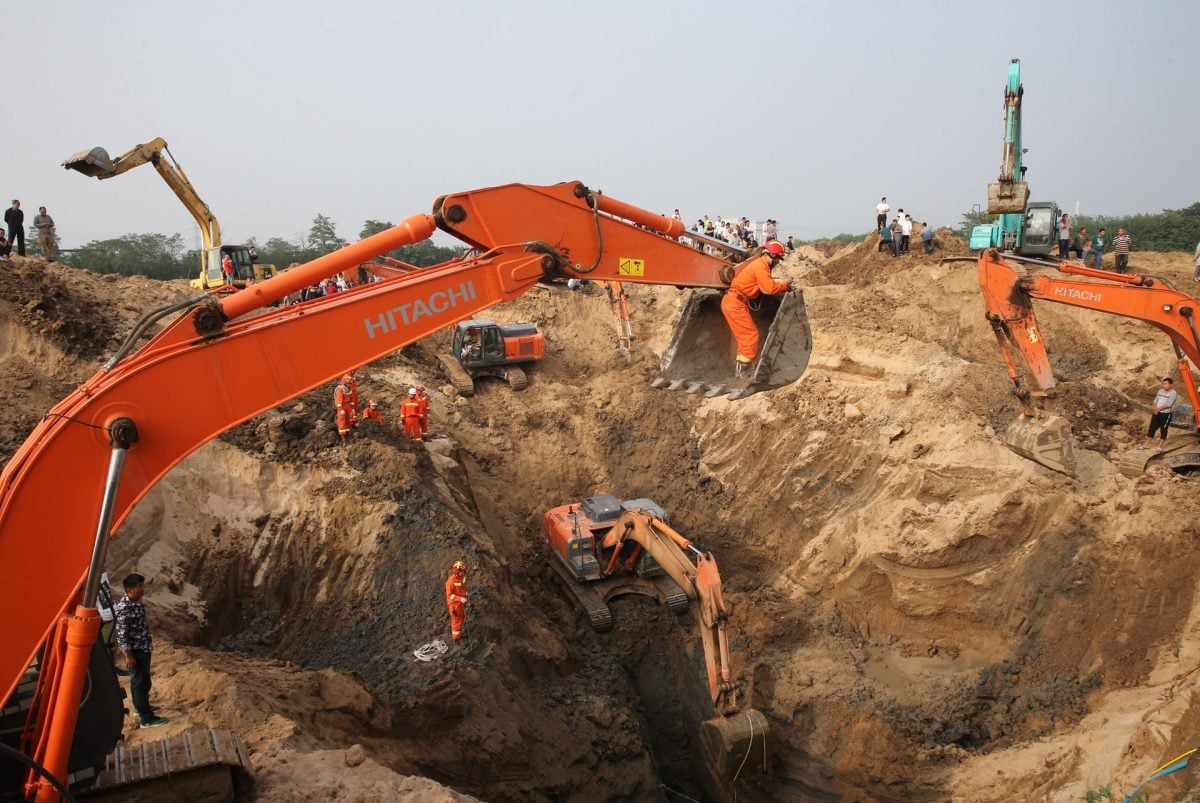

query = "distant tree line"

[
  {"left": 958, "top": 202, "right": 1200, "bottom": 251},
  {"left": 62, "top": 215, "right": 462, "bottom": 280}
]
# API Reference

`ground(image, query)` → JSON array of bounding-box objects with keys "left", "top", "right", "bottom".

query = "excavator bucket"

[
  {"left": 653, "top": 290, "right": 812, "bottom": 400},
  {"left": 1001, "top": 414, "right": 1076, "bottom": 476},
  {"left": 702, "top": 708, "right": 771, "bottom": 780},
  {"left": 62, "top": 146, "right": 116, "bottom": 178}
]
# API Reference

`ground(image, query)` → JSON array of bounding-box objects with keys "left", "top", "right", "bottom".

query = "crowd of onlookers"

[
  {"left": 875, "top": 196, "right": 935, "bottom": 257},
  {"left": 0, "top": 199, "right": 58, "bottom": 261},
  {"left": 1054, "top": 214, "right": 1135, "bottom": 273},
  {"left": 669, "top": 209, "right": 790, "bottom": 255}
]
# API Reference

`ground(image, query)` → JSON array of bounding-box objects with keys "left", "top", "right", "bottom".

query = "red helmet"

[{"left": 764, "top": 240, "right": 785, "bottom": 258}]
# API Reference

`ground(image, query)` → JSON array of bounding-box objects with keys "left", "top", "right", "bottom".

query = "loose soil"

[{"left": 6, "top": 239, "right": 1200, "bottom": 802}]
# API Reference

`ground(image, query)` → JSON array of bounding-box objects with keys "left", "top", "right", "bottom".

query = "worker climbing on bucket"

[
  {"left": 721, "top": 240, "right": 793, "bottom": 375},
  {"left": 401, "top": 387, "right": 423, "bottom": 442},
  {"left": 445, "top": 560, "right": 469, "bottom": 641}
]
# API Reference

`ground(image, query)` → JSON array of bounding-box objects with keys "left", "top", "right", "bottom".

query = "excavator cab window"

[
  {"left": 481, "top": 326, "right": 503, "bottom": 361},
  {"left": 223, "top": 247, "right": 255, "bottom": 281},
  {"left": 1024, "top": 206, "right": 1054, "bottom": 247}
]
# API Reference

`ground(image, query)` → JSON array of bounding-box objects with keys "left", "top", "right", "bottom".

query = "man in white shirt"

[
  {"left": 875, "top": 197, "right": 889, "bottom": 231},
  {"left": 1143, "top": 377, "right": 1179, "bottom": 450},
  {"left": 899, "top": 215, "right": 913, "bottom": 254}
]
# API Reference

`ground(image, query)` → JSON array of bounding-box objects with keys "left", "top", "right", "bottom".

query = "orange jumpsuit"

[
  {"left": 415, "top": 391, "right": 430, "bottom": 436},
  {"left": 346, "top": 375, "right": 360, "bottom": 411},
  {"left": 362, "top": 406, "right": 384, "bottom": 426},
  {"left": 334, "top": 382, "right": 356, "bottom": 438},
  {"left": 445, "top": 570, "right": 468, "bottom": 640},
  {"left": 720, "top": 254, "right": 790, "bottom": 363},
  {"left": 401, "top": 397, "right": 423, "bottom": 441}
]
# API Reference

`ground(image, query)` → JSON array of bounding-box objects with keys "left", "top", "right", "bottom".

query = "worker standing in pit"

[
  {"left": 334, "top": 376, "right": 356, "bottom": 442},
  {"left": 361, "top": 399, "right": 384, "bottom": 426},
  {"left": 720, "top": 240, "right": 792, "bottom": 375},
  {"left": 401, "top": 387, "right": 423, "bottom": 442},
  {"left": 445, "top": 560, "right": 469, "bottom": 641},
  {"left": 415, "top": 385, "right": 430, "bottom": 438}
]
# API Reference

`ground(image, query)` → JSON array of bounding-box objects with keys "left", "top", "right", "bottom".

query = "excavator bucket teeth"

[
  {"left": 1001, "top": 414, "right": 1076, "bottom": 476},
  {"left": 62, "top": 147, "right": 116, "bottom": 178},
  {"left": 702, "top": 709, "right": 771, "bottom": 780},
  {"left": 656, "top": 290, "right": 811, "bottom": 400}
]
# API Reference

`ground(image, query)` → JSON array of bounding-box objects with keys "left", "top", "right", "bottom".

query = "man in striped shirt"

[{"left": 1112, "top": 228, "right": 1132, "bottom": 274}]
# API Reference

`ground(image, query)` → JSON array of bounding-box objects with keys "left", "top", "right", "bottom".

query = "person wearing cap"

[
  {"left": 720, "top": 240, "right": 792, "bottom": 375},
  {"left": 334, "top": 375, "right": 356, "bottom": 442},
  {"left": 445, "top": 560, "right": 469, "bottom": 641},
  {"left": 361, "top": 399, "right": 384, "bottom": 426},
  {"left": 415, "top": 385, "right": 430, "bottom": 437},
  {"left": 401, "top": 387, "right": 423, "bottom": 442}
]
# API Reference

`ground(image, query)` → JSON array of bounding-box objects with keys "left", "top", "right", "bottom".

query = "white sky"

[{"left": 4, "top": 0, "right": 1198, "bottom": 249}]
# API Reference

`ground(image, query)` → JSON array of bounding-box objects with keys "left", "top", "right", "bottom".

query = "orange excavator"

[
  {"left": 976, "top": 247, "right": 1200, "bottom": 476},
  {"left": 0, "top": 181, "right": 801, "bottom": 799},
  {"left": 544, "top": 496, "right": 770, "bottom": 779}
]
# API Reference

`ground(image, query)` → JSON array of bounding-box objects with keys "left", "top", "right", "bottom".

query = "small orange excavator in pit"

[
  {"left": 438, "top": 318, "right": 544, "bottom": 395},
  {"left": 544, "top": 495, "right": 771, "bottom": 780}
]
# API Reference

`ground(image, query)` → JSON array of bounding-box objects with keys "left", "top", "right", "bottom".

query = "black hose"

[
  {"left": 0, "top": 741, "right": 78, "bottom": 803},
  {"left": 572, "top": 192, "right": 604, "bottom": 275},
  {"left": 104, "top": 294, "right": 210, "bottom": 371}
]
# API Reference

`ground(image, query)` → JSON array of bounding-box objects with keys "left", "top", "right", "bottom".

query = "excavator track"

[
  {"left": 655, "top": 576, "right": 690, "bottom": 614},
  {"left": 549, "top": 558, "right": 613, "bottom": 632},
  {"left": 436, "top": 354, "right": 476, "bottom": 397},
  {"left": 504, "top": 365, "right": 528, "bottom": 391},
  {"left": 1119, "top": 433, "right": 1200, "bottom": 478}
]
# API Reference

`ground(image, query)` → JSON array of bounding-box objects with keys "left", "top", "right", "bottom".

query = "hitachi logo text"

[
  {"left": 363, "top": 281, "right": 477, "bottom": 339},
  {"left": 1053, "top": 287, "right": 1102, "bottom": 303}
]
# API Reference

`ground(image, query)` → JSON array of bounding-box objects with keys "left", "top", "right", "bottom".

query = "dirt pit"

[{"left": 7, "top": 240, "right": 1200, "bottom": 801}]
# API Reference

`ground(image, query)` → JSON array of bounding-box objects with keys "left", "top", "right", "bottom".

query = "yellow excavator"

[{"left": 62, "top": 138, "right": 276, "bottom": 290}]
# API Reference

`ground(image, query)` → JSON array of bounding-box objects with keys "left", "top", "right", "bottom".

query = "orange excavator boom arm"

[
  {"left": 0, "top": 180, "right": 761, "bottom": 796},
  {"left": 977, "top": 248, "right": 1200, "bottom": 417},
  {"left": 601, "top": 510, "right": 741, "bottom": 714}
]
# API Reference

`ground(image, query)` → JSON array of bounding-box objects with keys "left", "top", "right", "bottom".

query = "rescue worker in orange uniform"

[
  {"left": 334, "top": 376, "right": 356, "bottom": 442},
  {"left": 445, "top": 560, "right": 468, "bottom": 641},
  {"left": 415, "top": 385, "right": 430, "bottom": 437},
  {"left": 343, "top": 372, "right": 360, "bottom": 413},
  {"left": 361, "top": 399, "right": 384, "bottom": 426},
  {"left": 401, "top": 387, "right": 423, "bottom": 442},
  {"left": 720, "top": 239, "right": 792, "bottom": 374}
]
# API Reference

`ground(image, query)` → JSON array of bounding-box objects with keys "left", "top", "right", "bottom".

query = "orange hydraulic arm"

[
  {"left": 0, "top": 222, "right": 550, "bottom": 800},
  {"left": 600, "top": 510, "right": 741, "bottom": 716},
  {"left": 0, "top": 180, "right": 749, "bottom": 799},
  {"left": 978, "top": 248, "right": 1200, "bottom": 419},
  {"left": 434, "top": 180, "right": 733, "bottom": 288}
]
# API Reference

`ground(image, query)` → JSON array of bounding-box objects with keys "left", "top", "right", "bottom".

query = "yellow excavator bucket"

[
  {"left": 653, "top": 290, "right": 812, "bottom": 400},
  {"left": 701, "top": 709, "right": 771, "bottom": 780},
  {"left": 62, "top": 147, "right": 116, "bottom": 178},
  {"left": 1001, "top": 414, "right": 1076, "bottom": 476}
]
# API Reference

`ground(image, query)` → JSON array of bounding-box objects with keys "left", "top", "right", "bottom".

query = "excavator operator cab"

[
  {"left": 1019, "top": 202, "right": 1059, "bottom": 257},
  {"left": 452, "top": 320, "right": 504, "bottom": 366},
  {"left": 203, "top": 245, "right": 272, "bottom": 288}
]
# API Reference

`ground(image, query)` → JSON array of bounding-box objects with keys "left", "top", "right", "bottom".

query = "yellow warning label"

[
  {"left": 618, "top": 257, "right": 645, "bottom": 277},
  {"left": 1027, "top": 328, "right": 1039, "bottom": 343}
]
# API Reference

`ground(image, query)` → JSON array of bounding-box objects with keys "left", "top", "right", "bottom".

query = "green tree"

[
  {"left": 359, "top": 220, "right": 391, "bottom": 239},
  {"left": 64, "top": 233, "right": 189, "bottom": 279},
  {"left": 306, "top": 214, "right": 341, "bottom": 254},
  {"left": 959, "top": 208, "right": 996, "bottom": 238},
  {"left": 357, "top": 219, "right": 461, "bottom": 266},
  {"left": 258, "top": 236, "right": 309, "bottom": 269}
]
